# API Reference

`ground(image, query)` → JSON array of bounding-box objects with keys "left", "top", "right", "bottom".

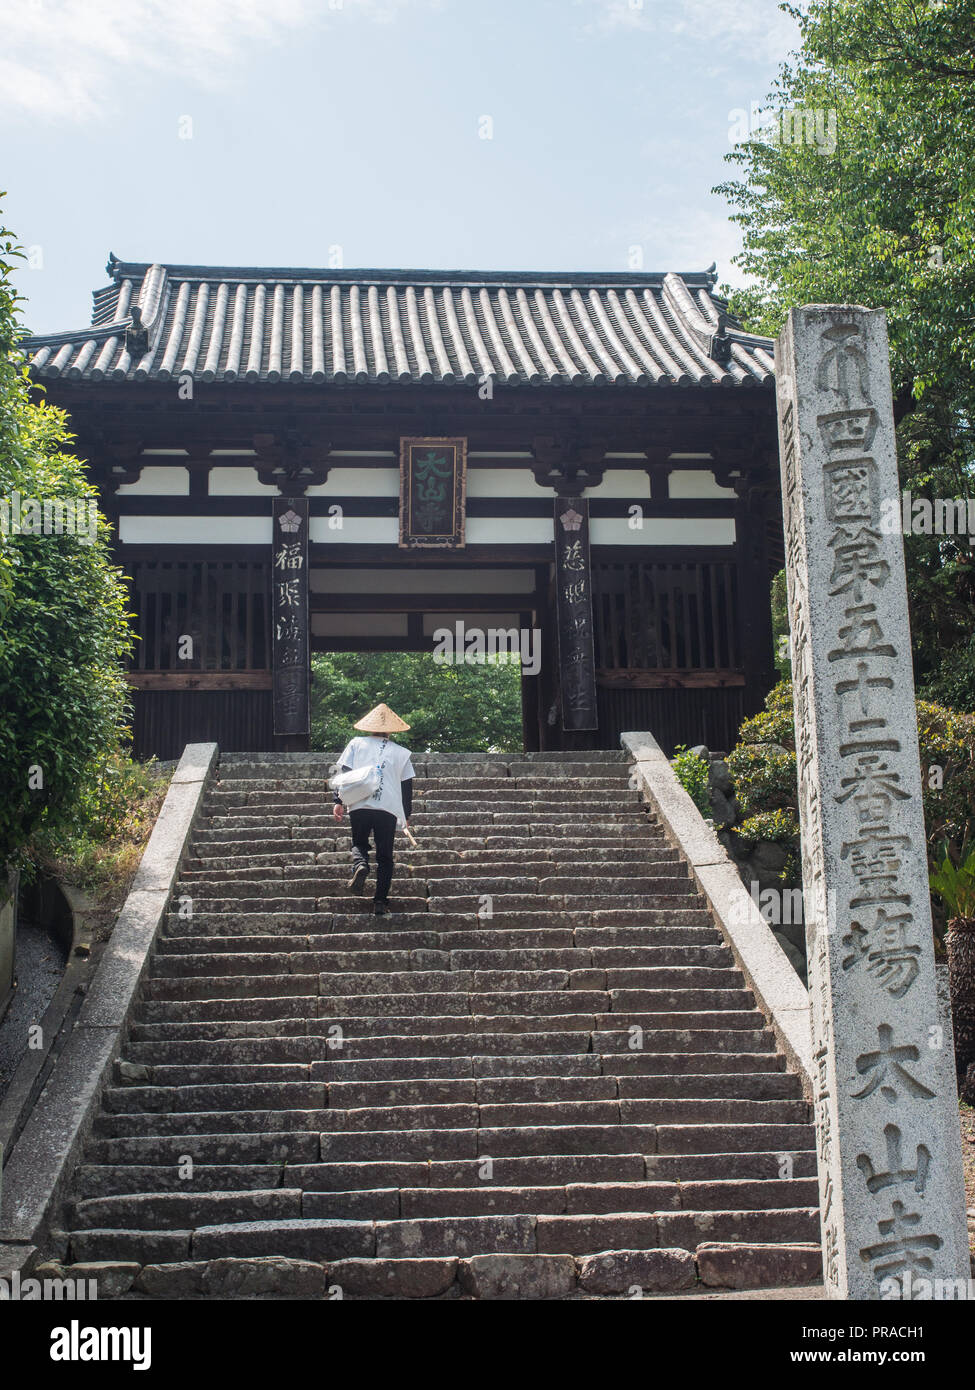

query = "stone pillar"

[
  {"left": 775, "top": 306, "right": 969, "bottom": 1300},
  {"left": 271, "top": 496, "right": 311, "bottom": 750}
]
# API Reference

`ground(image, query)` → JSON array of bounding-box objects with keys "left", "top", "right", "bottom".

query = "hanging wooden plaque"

[
  {"left": 399, "top": 437, "right": 467, "bottom": 548},
  {"left": 554, "top": 495, "right": 598, "bottom": 731},
  {"left": 271, "top": 496, "right": 310, "bottom": 736}
]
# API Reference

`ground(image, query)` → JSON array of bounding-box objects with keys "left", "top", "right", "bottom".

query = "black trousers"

[{"left": 349, "top": 807, "right": 397, "bottom": 901}]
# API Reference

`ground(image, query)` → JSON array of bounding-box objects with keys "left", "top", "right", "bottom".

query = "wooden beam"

[
  {"left": 127, "top": 672, "right": 272, "bottom": 690},
  {"left": 308, "top": 592, "right": 539, "bottom": 614},
  {"left": 595, "top": 668, "right": 746, "bottom": 689}
]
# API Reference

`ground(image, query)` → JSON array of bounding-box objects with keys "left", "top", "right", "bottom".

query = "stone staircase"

[{"left": 50, "top": 751, "right": 821, "bottom": 1299}]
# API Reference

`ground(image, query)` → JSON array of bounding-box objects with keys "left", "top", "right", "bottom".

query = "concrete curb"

[
  {"left": 0, "top": 743, "right": 218, "bottom": 1263},
  {"left": 621, "top": 731, "right": 813, "bottom": 1095}
]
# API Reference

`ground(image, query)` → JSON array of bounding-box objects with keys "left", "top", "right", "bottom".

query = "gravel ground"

[
  {"left": 960, "top": 1103, "right": 975, "bottom": 1260},
  {"left": 0, "top": 920, "right": 68, "bottom": 1100}
]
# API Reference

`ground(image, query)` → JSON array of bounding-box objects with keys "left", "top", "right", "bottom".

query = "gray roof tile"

[{"left": 22, "top": 257, "right": 774, "bottom": 389}]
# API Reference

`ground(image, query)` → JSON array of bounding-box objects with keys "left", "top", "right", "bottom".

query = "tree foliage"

[
  {"left": 716, "top": 0, "right": 975, "bottom": 708},
  {"left": 0, "top": 217, "right": 134, "bottom": 870},
  {"left": 727, "top": 680, "right": 975, "bottom": 939},
  {"left": 310, "top": 651, "right": 524, "bottom": 754}
]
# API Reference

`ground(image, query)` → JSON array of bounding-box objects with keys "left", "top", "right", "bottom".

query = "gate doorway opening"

[{"left": 309, "top": 649, "right": 526, "bottom": 755}]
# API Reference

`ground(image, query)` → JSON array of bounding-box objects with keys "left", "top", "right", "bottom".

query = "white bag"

[{"left": 329, "top": 764, "right": 381, "bottom": 807}]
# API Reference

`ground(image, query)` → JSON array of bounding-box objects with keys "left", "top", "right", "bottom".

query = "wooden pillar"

[
  {"left": 554, "top": 496, "right": 598, "bottom": 735},
  {"left": 271, "top": 496, "right": 311, "bottom": 752},
  {"left": 734, "top": 474, "right": 777, "bottom": 718},
  {"left": 519, "top": 607, "right": 540, "bottom": 752}
]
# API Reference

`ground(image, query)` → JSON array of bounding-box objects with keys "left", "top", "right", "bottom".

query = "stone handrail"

[{"left": 621, "top": 731, "right": 813, "bottom": 1095}]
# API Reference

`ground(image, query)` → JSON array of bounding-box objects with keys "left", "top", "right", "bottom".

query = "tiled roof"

[{"left": 22, "top": 257, "right": 775, "bottom": 388}]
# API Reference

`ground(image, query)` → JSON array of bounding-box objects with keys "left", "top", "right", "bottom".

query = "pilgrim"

[{"left": 331, "top": 703, "right": 415, "bottom": 916}]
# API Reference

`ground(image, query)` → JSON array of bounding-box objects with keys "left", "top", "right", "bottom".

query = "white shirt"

[{"left": 337, "top": 735, "right": 415, "bottom": 827}]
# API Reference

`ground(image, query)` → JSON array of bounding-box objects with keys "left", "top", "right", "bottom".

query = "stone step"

[
  {"left": 213, "top": 771, "right": 629, "bottom": 787},
  {"left": 183, "top": 850, "right": 681, "bottom": 875},
  {"left": 219, "top": 754, "right": 627, "bottom": 771},
  {"left": 147, "top": 964, "right": 746, "bottom": 996},
  {"left": 67, "top": 1206, "right": 818, "bottom": 1265},
  {"left": 136, "top": 988, "right": 766, "bottom": 1027},
  {"left": 123, "top": 1026, "right": 777, "bottom": 1059},
  {"left": 643, "top": 1150, "right": 818, "bottom": 1181},
  {"left": 73, "top": 1148, "right": 818, "bottom": 1201},
  {"left": 151, "top": 946, "right": 736, "bottom": 974},
  {"left": 96, "top": 1091, "right": 809, "bottom": 1131},
  {"left": 205, "top": 789, "right": 640, "bottom": 809},
  {"left": 314, "top": 1052, "right": 787, "bottom": 1079},
  {"left": 161, "top": 914, "right": 715, "bottom": 940},
  {"left": 190, "top": 828, "right": 659, "bottom": 847},
  {"left": 84, "top": 1116, "right": 807, "bottom": 1165},
  {"left": 299, "top": 1178, "right": 821, "bottom": 1220},
  {"left": 112, "top": 1063, "right": 800, "bottom": 1102},
  {"left": 288, "top": 1154, "right": 814, "bottom": 1191},
  {"left": 201, "top": 806, "right": 646, "bottom": 827},
  {"left": 71, "top": 1189, "right": 302, "bottom": 1230},
  {"left": 424, "top": 895, "right": 701, "bottom": 914},
  {"left": 73, "top": 1164, "right": 291, "bottom": 1198},
  {"left": 172, "top": 873, "right": 691, "bottom": 899},
  {"left": 176, "top": 898, "right": 429, "bottom": 915},
  {"left": 177, "top": 865, "right": 688, "bottom": 889},
  {"left": 47, "top": 750, "right": 817, "bottom": 1299},
  {"left": 319, "top": 1072, "right": 802, "bottom": 1107},
  {"left": 209, "top": 771, "right": 615, "bottom": 785}
]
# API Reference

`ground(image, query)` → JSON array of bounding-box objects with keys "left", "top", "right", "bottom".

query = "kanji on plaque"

[
  {"left": 272, "top": 496, "right": 310, "bottom": 737},
  {"left": 554, "top": 496, "right": 597, "bottom": 731}
]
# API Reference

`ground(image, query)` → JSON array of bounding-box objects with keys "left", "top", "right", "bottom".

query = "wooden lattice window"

[
  {"left": 593, "top": 560, "right": 740, "bottom": 673},
  {"left": 129, "top": 560, "right": 270, "bottom": 672}
]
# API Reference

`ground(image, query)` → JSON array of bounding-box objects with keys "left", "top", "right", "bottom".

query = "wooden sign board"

[
  {"left": 554, "top": 496, "right": 598, "bottom": 731},
  {"left": 399, "top": 437, "right": 467, "bottom": 548},
  {"left": 271, "top": 496, "right": 310, "bottom": 736}
]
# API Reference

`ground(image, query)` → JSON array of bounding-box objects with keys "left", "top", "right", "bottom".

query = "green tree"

[
  {"left": 716, "top": 0, "right": 975, "bottom": 708},
  {"left": 310, "top": 651, "right": 523, "bottom": 754},
  {"left": 0, "top": 219, "right": 134, "bottom": 870}
]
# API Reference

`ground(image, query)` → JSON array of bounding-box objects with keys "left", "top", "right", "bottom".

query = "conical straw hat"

[{"left": 354, "top": 702, "right": 410, "bottom": 733}]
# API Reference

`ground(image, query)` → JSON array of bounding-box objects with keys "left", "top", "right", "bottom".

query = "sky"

[{"left": 3, "top": 0, "right": 801, "bottom": 336}]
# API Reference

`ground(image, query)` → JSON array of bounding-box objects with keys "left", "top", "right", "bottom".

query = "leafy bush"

[
  {"left": 930, "top": 843, "right": 975, "bottom": 922},
  {"left": 727, "top": 682, "right": 975, "bottom": 899},
  {"left": 671, "top": 745, "right": 711, "bottom": 817},
  {"left": 919, "top": 631, "right": 975, "bottom": 714},
  {"left": 735, "top": 681, "right": 797, "bottom": 750},
  {"left": 29, "top": 752, "right": 170, "bottom": 920},
  {"left": 0, "top": 221, "right": 134, "bottom": 868},
  {"left": 736, "top": 808, "right": 801, "bottom": 845},
  {"left": 736, "top": 808, "right": 802, "bottom": 884},
  {"left": 915, "top": 701, "right": 975, "bottom": 862},
  {"left": 726, "top": 743, "right": 797, "bottom": 819}
]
